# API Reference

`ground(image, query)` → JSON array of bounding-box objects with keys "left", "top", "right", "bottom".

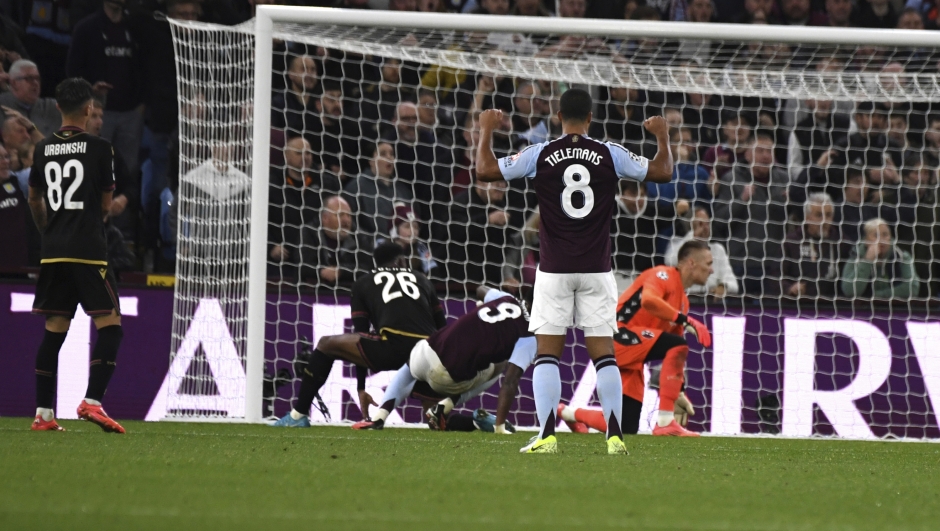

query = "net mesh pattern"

[{"left": 168, "top": 17, "right": 940, "bottom": 439}]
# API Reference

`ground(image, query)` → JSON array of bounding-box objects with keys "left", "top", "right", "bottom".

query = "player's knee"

[
  {"left": 45, "top": 316, "right": 71, "bottom": 334},
  {"left": 316, "top": 335, "right": 336, "bottom": 352}
]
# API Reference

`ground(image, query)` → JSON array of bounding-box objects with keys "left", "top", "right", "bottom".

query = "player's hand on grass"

[
  {"left": 358, "top": 390, "right": 378, "bottom": 419},
  {"left": 677, "top": 314, "right": 711, "bottom": 347},
  {"left": 479, "top": 109, "right": 502, "bottom": 131},
  {"left": 674, "top": 392, "right": 695, "bottom": 426},
  {"left": 643, "top": 115, "right": 668, "bottom": 140}
]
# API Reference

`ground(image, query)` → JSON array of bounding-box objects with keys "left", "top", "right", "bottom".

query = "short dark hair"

[
  {"left": 677, "top": 240, "right": 710, "bottom": 263},
  {"left": 55, "top": 78, "right": 94, "bottom": 116},
  {"left": 559, "top": 88, "right": 592, "bottom": 123},
  {"left": 373, "top": 241, "right": 405, "bottom": 268}
]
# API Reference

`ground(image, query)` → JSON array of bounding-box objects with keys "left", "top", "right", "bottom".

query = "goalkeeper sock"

[
  {"left": 379, "top": 365, "right": 417, "bottom": 414},
  {"left": 35, "top": 329, "right": 67, "bottom": 409},
  {"left": 532, "top": 355, "right": 561, "bottom": 440},
  {"left": 574, "top": 408, "right": 607, "bottom": 432},
  {"left": 559, "top": 404, "right": 577, "bottom": 422},
  {"left": 594, "top": 356, "right": 623, "bottom": 440},
  {"left": 294, "top": 349, "right": 335, "bottom": 416},
  {"left": 658, "top": 411, "right": 675, "bottom": 427},
  {"left": 658, "top": 345, "right": 688, "bottom": 421},
  {"left": 85, "top": 325, "right": 123, "bottom": 402}
]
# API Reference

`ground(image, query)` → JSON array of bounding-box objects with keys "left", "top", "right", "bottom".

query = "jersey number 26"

[
  {"left": 44, "top": 160, "right": 84, "bottom": 211},
  {"left": 375, "top": 271, "right": 420, "bottom": 303}
]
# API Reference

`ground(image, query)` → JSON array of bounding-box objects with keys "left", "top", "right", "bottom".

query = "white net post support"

[
  {"left": 169, "top": 8, "right": 940, "bottom": 436},
  {"left": 245, "top": 12, "right": 275, "bottom": 424}
]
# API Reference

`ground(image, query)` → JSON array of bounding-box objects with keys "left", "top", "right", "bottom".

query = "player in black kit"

[
  {"left": 272, "top": 242, "right": 447, "bottom": 427},
  {"left": 26, "top": 78, "right": 125, "bottom": 433}
]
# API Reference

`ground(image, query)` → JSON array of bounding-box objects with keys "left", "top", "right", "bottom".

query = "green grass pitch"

[{"left": 1, "top": 418, "right": 938, "bottom": 531}]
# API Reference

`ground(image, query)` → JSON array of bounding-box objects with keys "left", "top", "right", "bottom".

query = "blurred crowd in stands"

[{"left": 0, "top": 0, "right": 938, "bottom": 303}]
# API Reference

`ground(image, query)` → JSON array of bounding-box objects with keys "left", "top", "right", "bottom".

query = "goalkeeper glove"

[
  {"left": 676, "top": 314, "right": 711, "bottom": 347},
  {"left": 674, "top": 392, "right": 695, "bottom": 427}
]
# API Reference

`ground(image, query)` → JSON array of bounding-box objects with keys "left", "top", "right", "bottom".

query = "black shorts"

[
  {"left": 32, "top": 262, "right": 120, "bottom": 319},
  {"left": 357, "top": 333, "right": 423, "bottom": 372}
]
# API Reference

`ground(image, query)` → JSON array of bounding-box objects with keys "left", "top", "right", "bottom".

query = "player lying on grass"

[
  {"left": 352, "top": 286, "right": 535, "bottom": 434},
  {"left": 273, "top": 242, "right": 446, "bottom": 427},
  {"left": 559, "top": 240, "right": 714, "bottom": 437}
]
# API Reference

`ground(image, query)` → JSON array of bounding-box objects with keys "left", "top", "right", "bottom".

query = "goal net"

[{"left": 166, "top": 8, "right": 940, "bottom": 439}]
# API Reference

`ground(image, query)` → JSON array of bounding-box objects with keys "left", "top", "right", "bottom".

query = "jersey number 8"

[
  {"left": 375, "top": 271, "right": 420, "bottom": 303},
  {"left": 561, "top": 163, "right": 594, "bottom": 219},
  {"left": 44, "top": 160, "right": 85, "bottom": 211},
  {"left": 479, "top": 302, "right": 522, "bottom": 323}
]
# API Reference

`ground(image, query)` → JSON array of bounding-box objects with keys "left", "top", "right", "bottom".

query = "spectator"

[
  {"left": 434, "top": 178, "right": 519, "bottom": 286},
  {"left": 900, "top": 4, "right": 933, "bottom": 30},
  {"left": 268, "top": 136, "right": 341, "bottom": 279},
  {"left": 852, "top": 0, "right": 898, "bottom": 28},
  {"left": 416, "top": 87, "right": 455, "bottom": 150},
  {"left": 712, "top": 132, "right": 788, "bottom": 295},
  {"left": 0, "top": 13, "right": 29, "bottom": 67},
  {"left": 0, "top": 142, "right": 30, "bottom": 274},
  {"left": 67, "top": 0, "right": 143, "bottom": 173},
  {"left": 1, "top": 111, "right": 43, "bottom": 154},
  {"left": 841, "top": 218, "right": 920, "bottom": 299},
  {"left": 272, "top": 54, "right": 320, "bottom": 140},
  {"left": 781, "top": 192, "right": 846, "bottom": 299},
  {"left": 360, "top": 57, "right": 408, "bottom": 141},
  {"left": 344, "top": 141, "right": 414, "bottom": 238},
  {"left": 383, "top": 100, "right": 454, "bottom": 222},
  {"left": 0, "top": 60, "right": 60, "bottom": 136},
  {"left": 811, "top": 101, "right": 890, "bottom": 203},
  {"left": 703, "top": 110, "right": 752, "bottom": 179},
  {"left": 558, "top": 0, "right": 587, "bottom": 18},
  {"left": 12, "top": 142, "right": 34, "bottom": 194},
  {"left": 511, "top": 80, "right": 550, "bottom": 147},
  {"left": 86, "top": 98, "right": 138, "bottom": 241},
  {"left": 611, "top": 180, "right": 689, "bottom": 288},
  {"left": 664, "top": 206, "right": 740, "bottom": 297},
  {"left": 385, "top": 202, "right": 437, "bottom": 275},
  {"left": 787, "top": 98, "right": 850, "bottom": 182},
  {"left": 822, "top": 0, "right": 853, "bottom": 26},
  {"left": 896, "top": 153, "right": 937, "bottom": 280},
  {"left": 837, "top": 167, "right": 890, "bottom": 245},
  {"left": 300, "top": 195, "right": 372, "bottom": 285},
  {"left": 648, "top": 126, "right": 711, "bottom": 202},
  {"left": 21, "top": 0, "right": 71, "bottom": 97},
  {"left": 138, "top": 0, "right": 200, "bottom": 160},
  {"left": 590, "top": 86, "right": 646, "bottom": 154},
  {"left": 778, "top": 0, "right": 827, "bottom": 25},
  {"left": 312, "top": 81, "right": 362, "bottom": 181}
]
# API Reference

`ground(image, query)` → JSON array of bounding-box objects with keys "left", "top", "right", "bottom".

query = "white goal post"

[{"left": 167, "top": 7, "right": 940, "bottom": 436}]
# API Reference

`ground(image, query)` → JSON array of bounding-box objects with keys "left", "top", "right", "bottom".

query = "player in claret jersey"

[
  {"left": 27, "top": 78, "right": 125, "bottom": 433},
  {"left": 272, "top": 242, "right": 446, "bottom": 427},
  {"left": 476, "top": 89, "right": 674, "bottom": 454},
  {"left": 353, "top": 286, "right": 535, "bottom": 433},
  {"left": 559, "top": 240, "right": 714, "bottom": 437}
]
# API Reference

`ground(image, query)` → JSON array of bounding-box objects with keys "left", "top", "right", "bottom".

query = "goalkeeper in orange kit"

[{"left": 559, "top": 240, "right": 713, "bottom": 437}]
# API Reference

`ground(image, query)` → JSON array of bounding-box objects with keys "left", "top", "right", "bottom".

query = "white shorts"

[
  {"left": 529, "top": 269, "right": 618, "bottom": 337},
  {"left": 409, "top": 340, "right": 497, "bottom": 396}
]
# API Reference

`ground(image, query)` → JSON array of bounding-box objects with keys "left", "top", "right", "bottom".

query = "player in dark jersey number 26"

[
  {"left": 475, "top": 89, "right": 674, "bottom": 455},
  {"left": 26, "top": 78, "right": 125, "bottom": 433},
  {"left": 272, "top": 242, "right": 446, "bottom": 427}
]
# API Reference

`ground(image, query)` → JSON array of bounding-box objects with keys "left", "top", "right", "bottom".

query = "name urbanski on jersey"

[{"left": 45, "top": 142, "right": 87, "bottom": 156}]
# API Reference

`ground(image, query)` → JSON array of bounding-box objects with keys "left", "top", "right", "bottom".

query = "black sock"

[
  {"left": 85, "top": 325, "right": 123, "bottom": 402},
  {"left": 294, "top": 349, "right": 334, "bottom": 416},
  {"left": 444, "top": 414, "right": 477, "bottom": 432},
  {"left": 35, "top": 330, "right": 67, "bottom": 409}
]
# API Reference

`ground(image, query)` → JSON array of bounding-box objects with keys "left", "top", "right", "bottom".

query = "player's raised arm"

[
  {"left": 475, "top": 109, "right": 505, "bottom": 182},
  {"left": 642, "top": 115, "right": 674, "bottom": 183}
]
